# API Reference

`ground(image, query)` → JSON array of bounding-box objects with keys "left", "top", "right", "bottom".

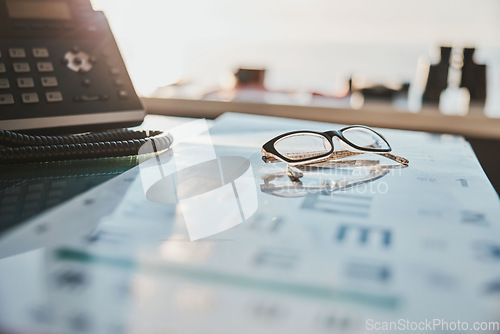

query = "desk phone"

[{"left": 0, "top": 0, "right": 145, "bottom": 132}]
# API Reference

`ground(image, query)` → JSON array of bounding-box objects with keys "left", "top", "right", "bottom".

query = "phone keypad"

[
  {"left": 1, "top": 45, "right": 132, "bottom": 111},
  {"left": 1, "top": 47, "right": 63, "bottom": 108},
  {"left": 17, "top": 78, "right": 35, "bottom": 88}
]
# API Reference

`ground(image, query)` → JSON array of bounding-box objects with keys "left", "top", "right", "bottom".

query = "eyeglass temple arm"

[
  {"left": 263, "top": 150, "right": 409, "bottom": 166},
  {"left": 322, "top": 151, "right": 409, "bottom": 166},
  {"left": 261, "top": 149, "right": 330, "bottom": 162},
  {"left": 262, "top": 150, "right": 363, "bottom": 163},
  {"left": 325, "top": 150, "right": 409, "bottom": 165},
  {"left": 378, "top": 152, "right": 409, "bottom": 166}
]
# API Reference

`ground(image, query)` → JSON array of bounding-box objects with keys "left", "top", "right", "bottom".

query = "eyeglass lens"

[
  {"left": 274, "top": 133, "right": 332, "bottom": 160},
  {"left": 341, "top": 127, "right": 390, "bottom": 150}
]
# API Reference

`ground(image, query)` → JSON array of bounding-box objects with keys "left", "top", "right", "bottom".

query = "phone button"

[
  {"left": 0, "top": 94, "right": 14, "bottom": 105},
  {"left": 37, "top": 62, "right": 54, "bottom": 72},
  {"left": 46, "top": 92, "right": 63, "bottom": 103},
  {"left": 21, "top": 93, "right": 39, "bottom": 104},
  {"left": 41, "top": 77, "right": 58, "bottom": 87},
  {"left": 82, "top": 78, "right": 91, "bottom": 87},
  {"left": 9, "top": 48, "right": 26, "bottom": 59},
  {"left": 33, "top": 48, "right": 50, "bottom": 58},
  {"left": 109, "top": 67, "right": 121, "bottom": 75},
  {"left": 0, "top": 79, "right": 10, "bottom": 89},
  {"left": 73, "top": 94, "right": 108, "bottom": 102},
  {"left": 64, "top": 51, "right": 92, "bottom": 72},
  {"left": 13, "top": 63, "right": 30, "bottom": 73},
  {"left": 17, "top": 78, "right": 35, "bottom": 88},
  {"left": 73, "top": 95, "right": 98, "bottom": 102},
  {"left": 118, "top": 90, "right": 129, "bottom": 99},
  {"left": 0, "top": 63, "right": 5, "bottom": 73}
]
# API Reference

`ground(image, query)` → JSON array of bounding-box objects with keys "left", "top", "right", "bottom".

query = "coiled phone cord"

[{"left": 0, "top": 128, "right": 173, "bottom": 164}]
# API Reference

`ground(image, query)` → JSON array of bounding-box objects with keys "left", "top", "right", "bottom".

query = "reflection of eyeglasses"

[
  {"left": 260, "top": 163, "right": 392, "bottom": 198},
  {"left": 261, "top": 125, "right": 409, "bottom": 166}
]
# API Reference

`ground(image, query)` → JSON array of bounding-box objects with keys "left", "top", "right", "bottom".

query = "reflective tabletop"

[{"left": 0, "top": 113, "right": 499, "bottom": 334}]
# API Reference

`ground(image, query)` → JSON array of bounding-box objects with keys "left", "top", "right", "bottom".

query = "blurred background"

[{"left": 90, "top": 0, "right": 500, "bottom": 117}]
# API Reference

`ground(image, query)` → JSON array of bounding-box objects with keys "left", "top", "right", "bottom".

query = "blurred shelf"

[{"left": 142, "top": 97, "right": 500, "bottom": 140}]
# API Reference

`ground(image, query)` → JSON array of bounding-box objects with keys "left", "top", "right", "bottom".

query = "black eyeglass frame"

[{"left": 262, "top": 125, "right": 392, "bottom": 165}]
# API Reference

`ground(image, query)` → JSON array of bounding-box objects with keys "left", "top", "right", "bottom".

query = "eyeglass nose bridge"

[
  {"left": 325, "top": 130, "right": 356, "bottom": 154},
  {"left": 324, "top": 131, "right": 345, "bottom": 149},
  {"left": 324, "top": 130, "right": 342, "bottom": 139}
]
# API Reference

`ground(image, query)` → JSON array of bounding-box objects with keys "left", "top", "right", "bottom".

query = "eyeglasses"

[{"left": 261, "top": 125, "right": 409, "bottom": 166}]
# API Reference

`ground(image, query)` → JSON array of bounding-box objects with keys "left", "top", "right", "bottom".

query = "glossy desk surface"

[{"left": 0, "top": 113, "right": 499, "bottom": 334}]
